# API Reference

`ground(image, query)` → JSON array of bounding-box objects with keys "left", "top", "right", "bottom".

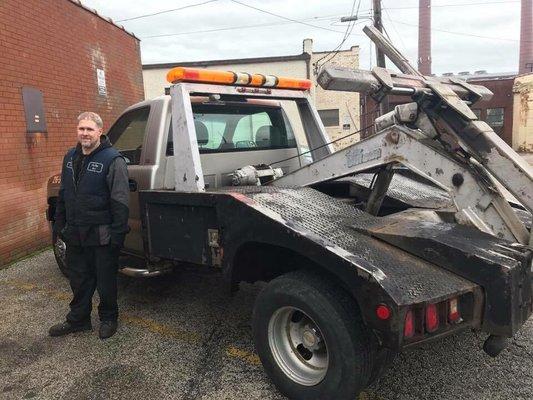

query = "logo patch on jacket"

[
  {"left": 87, "top": 162, "right": 104, "bottom": 173},
  {"left": 66, "top": 161, "right": 73, "bottom": 169}
]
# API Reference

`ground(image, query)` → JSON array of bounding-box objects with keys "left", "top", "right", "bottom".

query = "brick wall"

[
  {"left": 311, "top": 46, "right": 360, "bottom": 149},
  {"left": 0, "top": 0, "right": 144, "bottom": 266}
]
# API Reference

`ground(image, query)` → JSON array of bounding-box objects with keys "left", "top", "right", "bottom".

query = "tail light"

[
  {"left": 376, "top": 304, "right": 391, "bottom": 320},
  {"left": 449, "top": 298, "right": 461, "bottom": 323},
  {"left": 425, "top": 303, "right": 439, "bottom": 332},
  {"left": 404, "top": 309, "right": 415, "bottom": 338}
]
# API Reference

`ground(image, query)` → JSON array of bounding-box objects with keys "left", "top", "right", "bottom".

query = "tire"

[
  {"left": 52, "top": 232, "right": 69, "bottom": 277},
  {"left": 252, "top": 271, "right": 375, "bottom": 400},
  {"left": 368, "top": 347, "right": 396, "bottom": 385}
]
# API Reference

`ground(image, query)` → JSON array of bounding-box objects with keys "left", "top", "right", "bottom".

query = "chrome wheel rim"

[{"left": 268, "top": 306, "right": 328, "bottom": 386}]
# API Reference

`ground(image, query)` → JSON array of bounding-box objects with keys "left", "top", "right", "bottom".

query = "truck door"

[{"left": 107, "top": 105, "right": 152, "bottom": 255}]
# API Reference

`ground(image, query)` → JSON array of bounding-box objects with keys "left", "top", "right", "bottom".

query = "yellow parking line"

[
  {"left": 0, "top": 279, "right": 387, "bottom": 398},
  {"left": 0, "top": 279, "right": 262, "bottom": 367},
  {"left": 226, "top": 345, "right": 261, "bottom": 366},
  {"left": 120, "top": 313, "right": 201, "bottom": 344},
  {"left": 359, "top": 391, "right": 386, "bottom": 400}
]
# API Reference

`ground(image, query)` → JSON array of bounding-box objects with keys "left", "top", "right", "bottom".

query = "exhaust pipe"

[{"left": 119, "top": 267, "right": 169, "bottom": 278}]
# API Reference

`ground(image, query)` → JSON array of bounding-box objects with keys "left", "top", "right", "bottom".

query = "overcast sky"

[{"left": 81, "top": 0, "right": 523, "bottom": 75}]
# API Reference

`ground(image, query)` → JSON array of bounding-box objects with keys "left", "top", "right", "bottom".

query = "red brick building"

[
  {"left": 360, "top": 72, "right": 517, "bottom": 147},
  {"left": 0, "top": 0, "right": 144, "bottom": 266}
]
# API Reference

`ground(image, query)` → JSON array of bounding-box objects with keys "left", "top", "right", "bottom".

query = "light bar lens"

[{"left": 166, "top": 67, "right": 312, "bottom": 90}]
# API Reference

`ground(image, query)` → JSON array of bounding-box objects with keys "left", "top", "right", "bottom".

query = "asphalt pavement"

[{"left": 0, "top": 250, "right": 532, "bottom": 400}]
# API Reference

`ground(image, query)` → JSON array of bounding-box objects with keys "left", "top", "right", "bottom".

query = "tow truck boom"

[{"left": 274, "top": 26, "right": 533, "bottom": 246}]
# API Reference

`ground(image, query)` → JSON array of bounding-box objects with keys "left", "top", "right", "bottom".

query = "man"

[{"left": 49, "top": 112, "right": 129, "bottom": 340}]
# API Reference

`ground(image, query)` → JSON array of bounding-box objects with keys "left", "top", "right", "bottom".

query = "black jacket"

[{"left": 54, "top": 136, "right": 129, "bottom": 247}]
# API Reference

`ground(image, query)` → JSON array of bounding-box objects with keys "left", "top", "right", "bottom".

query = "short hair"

[{"left": 77, "top": 112, "right": 103, "bottom": 129}]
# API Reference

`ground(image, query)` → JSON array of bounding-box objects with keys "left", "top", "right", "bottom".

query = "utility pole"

[
  {"left": 367, "top": 1, "right": 394, "bottom": 216},
  {"left": 372, "top": 0, "right": 389, "bottom": 113},
  {"left": 373, "top": 0, "right": 386, "bottom": 68}
]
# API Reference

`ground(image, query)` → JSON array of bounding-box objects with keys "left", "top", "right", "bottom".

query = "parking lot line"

[{"left": 0, "top": 278, "right": 263, "bottom": 368}]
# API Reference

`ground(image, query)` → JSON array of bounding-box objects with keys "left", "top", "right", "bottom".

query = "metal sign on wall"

[
  {"left": 21, "top": 86, "right": 47, "bottom": 133},
  {"left": 97, "top": 68, "right": 107, "bottom": 96}
]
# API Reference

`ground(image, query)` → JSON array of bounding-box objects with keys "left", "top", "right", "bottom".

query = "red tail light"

[
  {"left": 404, "top": 309, "right": 415, "bottom": 338},
  {"left": 449, "top": 298, "right": 461, "bottom": 323},
  {"left": 425, "top": 303, "right": 439, "bottom": 332},
  {"left": 376, "top": 304, "right": 391, "bottom": 320}
]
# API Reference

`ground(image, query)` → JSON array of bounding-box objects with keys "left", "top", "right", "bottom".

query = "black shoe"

[
  {"left": 49, "top": 321, "right": 91, "bottom": 337},
  {"left": 99, "top": 320, "right": 117, "bottom": 339}
]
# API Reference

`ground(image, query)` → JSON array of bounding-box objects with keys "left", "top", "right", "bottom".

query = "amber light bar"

[{"left": 166, "top": 67, "right": 312, "bottom": 91}]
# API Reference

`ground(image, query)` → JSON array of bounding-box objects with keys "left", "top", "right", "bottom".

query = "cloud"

[{"left": 82, "top": 0, "right": 523, "bottom": 74}]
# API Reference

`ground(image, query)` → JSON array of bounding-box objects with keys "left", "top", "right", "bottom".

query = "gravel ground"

[{"left": 0, "top": 250, "right": 532, "bottom": 400}]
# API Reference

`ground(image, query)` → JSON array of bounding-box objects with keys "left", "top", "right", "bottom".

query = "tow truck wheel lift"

[{"left": 267, "top": 25, "right": 532, "bottom": 396}]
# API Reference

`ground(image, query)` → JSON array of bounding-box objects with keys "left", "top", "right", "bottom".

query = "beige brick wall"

[
  {"left": 512, "top": 73, "right": 533, "bottom": 153},
  {"left": 312, "top": 47, "right": 360, "bottom": 150}
]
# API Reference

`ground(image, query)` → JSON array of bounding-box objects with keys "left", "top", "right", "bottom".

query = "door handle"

[{"left": 128, "top": 179, "right": 138, "bottom": 192}]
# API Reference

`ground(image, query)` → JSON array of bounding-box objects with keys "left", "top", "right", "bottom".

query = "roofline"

[
  {"left": 143, "top": 53, "right": 311, "bottom": 70},
  {"left": 68, "top": 0, "right": 139, "bottom": 41},
  {"left": 466, "top": 73, "right": 517, "bottom": 82},
  {"left": 312, "top": 45, "right": 359, "bottom": 55}
]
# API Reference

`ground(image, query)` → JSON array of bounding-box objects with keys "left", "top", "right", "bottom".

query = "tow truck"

[{"left": 46, "top": 27, "right": 532, "bottom": 400}]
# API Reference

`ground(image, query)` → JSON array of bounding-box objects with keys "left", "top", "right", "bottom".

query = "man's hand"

[{"left": 52, "top": 221, "right": 65, "bottom": 240}]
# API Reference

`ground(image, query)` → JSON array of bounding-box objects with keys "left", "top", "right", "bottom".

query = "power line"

[
  {"left": 389, "top": 18, "right": 528, "bottom": 43},
  {"left": 314, "top": 0, "right": 361, "bottom": 72},
  {"left": 352, "top": 0, "right": 519, "bottom": 15},
  {"left": 116, "top": 0, "right": 219, "bottom": 23},
  {"left": 141, "top": 14, "right": 346, "bottom": 39},
  {"left": 382, "top": 2, "right": 408, "bottom": 55},
  {"left": 383, "top": 0, "right": 519, "bottom": 10},
  {"left": 229, "top": 0, "right": 365, "bottom": 37}
]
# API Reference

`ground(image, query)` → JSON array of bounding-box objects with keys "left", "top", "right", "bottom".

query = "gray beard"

[{"left": 81, "top": 140, "right": 100, "bottom": 154}]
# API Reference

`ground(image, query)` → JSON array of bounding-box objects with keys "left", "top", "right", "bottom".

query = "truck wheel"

[
  {"left": 52, "top": 232, "right": 68, "bottom": 277},
  {"left": 368, "top": 347, "right": 396, "bottom": 384},
  {"left": 252, "top": 271, "right": 374, "bottom": 400}
]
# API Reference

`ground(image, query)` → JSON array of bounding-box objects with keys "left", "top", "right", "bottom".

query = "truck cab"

[{"left": 103, "top": 87, "right": 328, "bottom": 255}]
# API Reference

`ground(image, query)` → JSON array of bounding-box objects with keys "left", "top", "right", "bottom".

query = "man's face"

[{"left": 77, "top": 119, "right": 102, "bottom": 151}]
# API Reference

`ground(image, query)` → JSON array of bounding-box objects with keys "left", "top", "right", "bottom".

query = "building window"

[
  {"left": 318, "top": 109, "right": 339, "bottom": 127},
  {"left": 486, "top": 108, "right": 504, "bottom": 128},
  {"left": 472, "top": 109, "right": 482, "bottom": 119}
]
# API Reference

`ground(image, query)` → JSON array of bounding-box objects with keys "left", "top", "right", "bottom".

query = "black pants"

[{"left": 65, "top": 245, "right": 119, "bottom": 326}]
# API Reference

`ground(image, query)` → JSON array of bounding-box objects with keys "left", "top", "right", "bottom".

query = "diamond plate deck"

[
  {"left": 338, "top": 173, "right": 454, "bottom": 209},
  {"left": 216, "top": 186, "right": 476, "bottom": 305}
]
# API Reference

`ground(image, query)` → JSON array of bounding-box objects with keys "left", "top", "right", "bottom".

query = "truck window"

[
  {"left": 107, "top": 107, "right": 150, "bottom": 165},
  {"left": 167, "top": 103, "right": 296, "bottom": 155}
]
